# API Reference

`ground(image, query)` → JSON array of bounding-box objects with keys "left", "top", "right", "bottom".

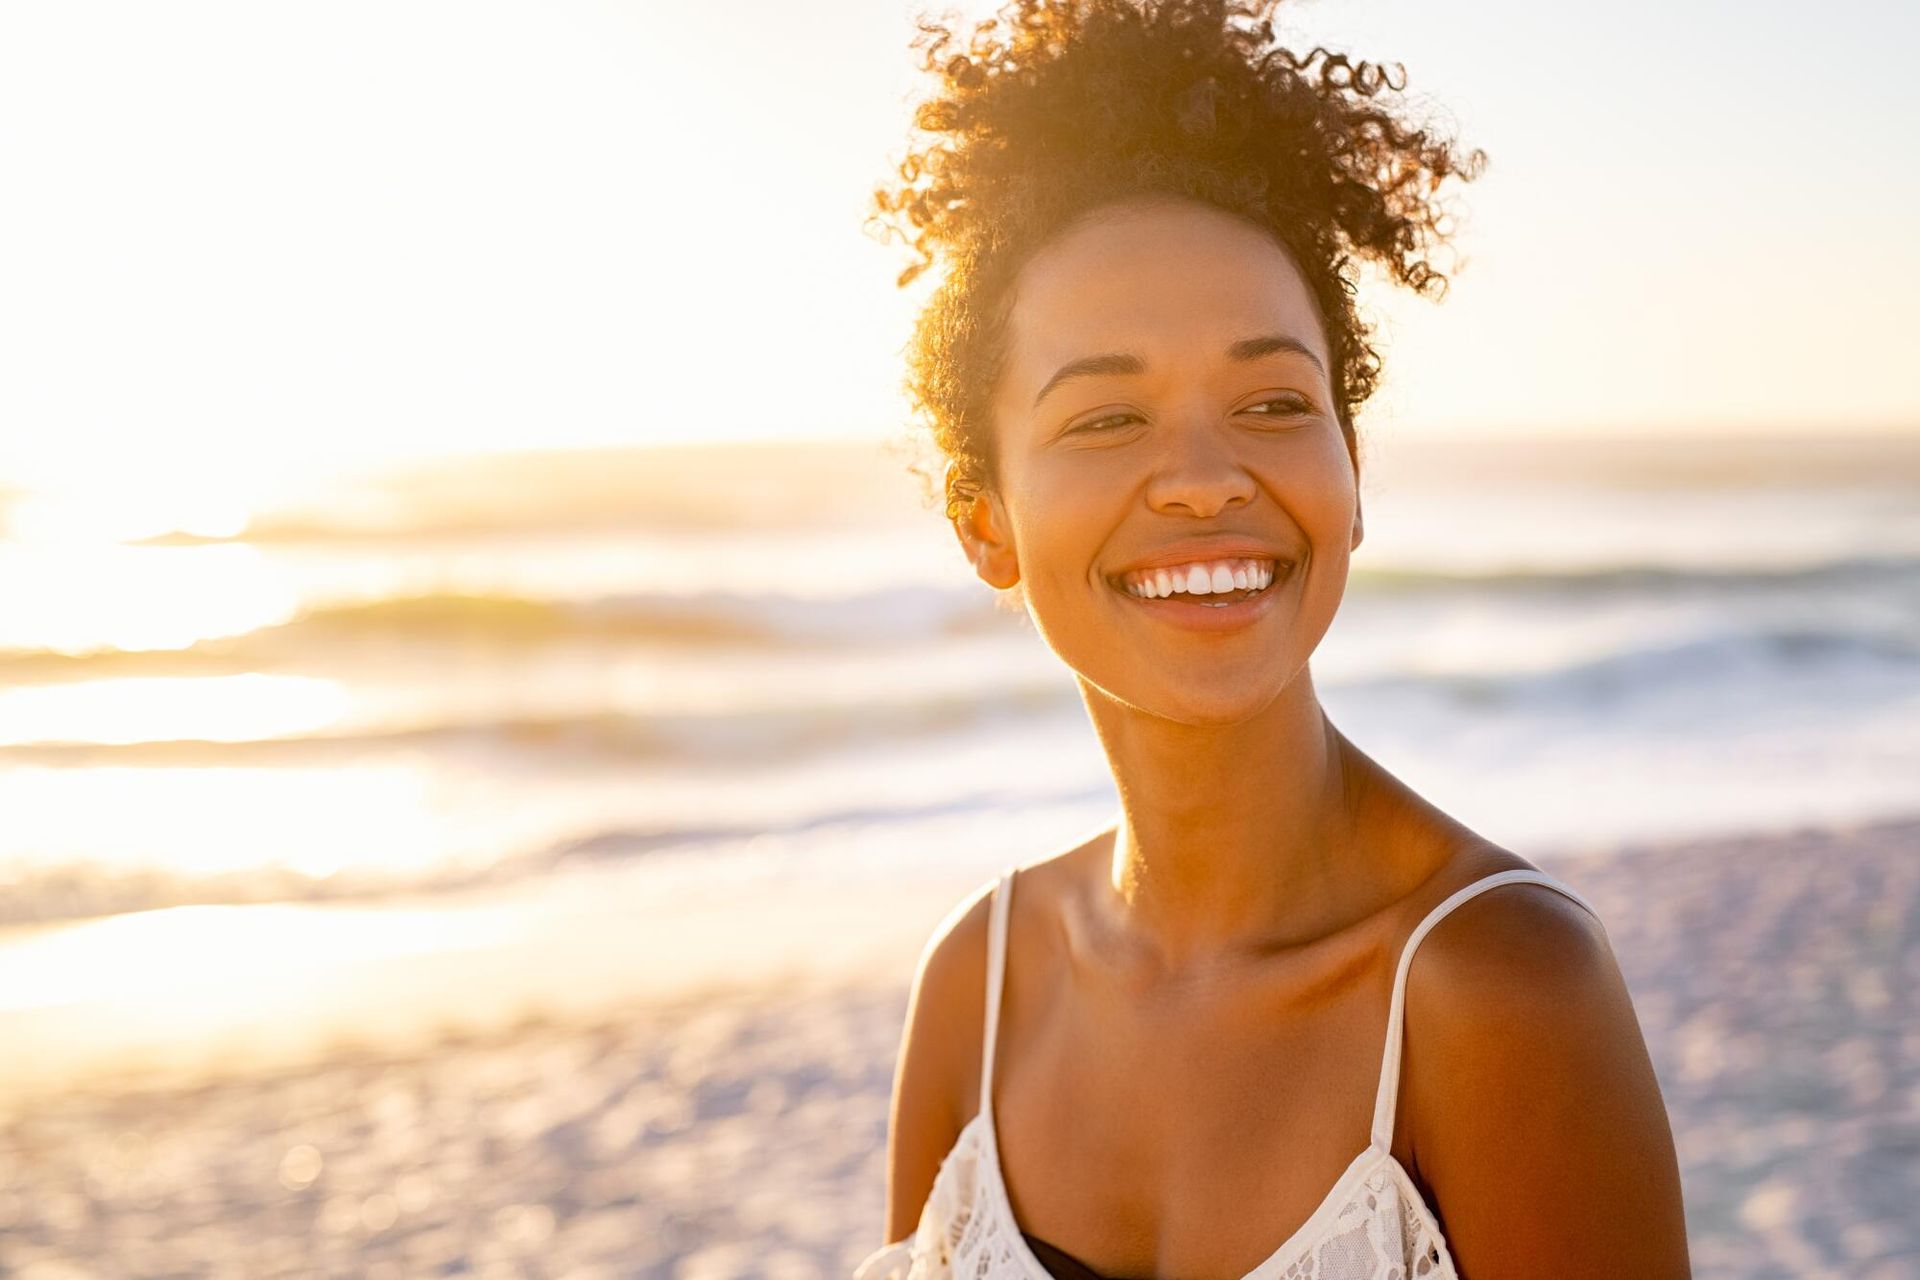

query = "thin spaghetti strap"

[
  {"left": 1367, "top": 868, "right": 1605, "bottom": 1152},
  {"left": 979, "top": 864, "right": 1016, "bottom": 1120}
]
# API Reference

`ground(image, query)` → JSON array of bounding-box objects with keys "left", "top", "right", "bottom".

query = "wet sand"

[{"left": 2, "top": 814, "right": 1916, "bottom": 1279}]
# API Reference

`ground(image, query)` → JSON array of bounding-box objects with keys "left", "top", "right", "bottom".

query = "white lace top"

[{"left": 854, "top": 864, "right": 1606, "bottom": 1280}]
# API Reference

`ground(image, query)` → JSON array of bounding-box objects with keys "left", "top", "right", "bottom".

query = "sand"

[{"left": 1, "top": 814, "right": 1915, "bottom": 1280}]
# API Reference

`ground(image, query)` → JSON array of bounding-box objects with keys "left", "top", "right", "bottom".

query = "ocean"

[{"left": 1, "top": 430, "right": 1915, "bottom": 1085}]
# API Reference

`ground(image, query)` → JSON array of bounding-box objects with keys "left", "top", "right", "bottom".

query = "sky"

[{"left": 1, "top": 0, "right": 1915, "bottom": 509}]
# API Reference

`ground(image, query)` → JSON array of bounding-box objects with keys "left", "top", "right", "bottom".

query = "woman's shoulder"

[
  {"left": 912, "top": 843, "right": 1068, "bottom": 1001},
  {"left": 882, "top": 867, "right": 1013, "bottom": 1240},
  {"left": 903, "top": 834, "right": 1109, "bottom": 1113},
  {"left": 1399, "top": 838, "right": 1634, "bottom": 1133},
  {"left": 1403, "top": 840, "right": 1608, "bottom": 974},
  {"left": 902, "top": 870, "right": 1001, "bottom": 1099},
  {"left": 900, "top": 851, "right": 1062, "bottom": 1080},
  {"left": 1397, "top": 845, "right": 1687, "bottom": 1274}
]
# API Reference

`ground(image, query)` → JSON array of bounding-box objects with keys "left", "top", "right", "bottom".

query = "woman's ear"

[
  {"left": 1350, "top": 492, "right": 1364, "bottom": 554},
  {"left": 951, "top": 485, "right": 1020, "bottom": 591}
]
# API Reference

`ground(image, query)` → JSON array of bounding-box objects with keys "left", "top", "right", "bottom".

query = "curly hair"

[{"left": 866, "top": 0, "right": 1487, "bottom": 522}]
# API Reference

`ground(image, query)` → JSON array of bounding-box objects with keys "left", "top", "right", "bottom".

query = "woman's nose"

[{"left": 1142, "top": 423, "right": 1256, "bottom": 517}]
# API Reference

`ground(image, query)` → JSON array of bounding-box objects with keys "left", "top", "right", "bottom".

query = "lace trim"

[
  {"left": 1270, "top": 1159, "right": 1454, "bottom": 1279},
  {"left": 853, "top": 1121, "right": 1457, "bottom": 1280}
]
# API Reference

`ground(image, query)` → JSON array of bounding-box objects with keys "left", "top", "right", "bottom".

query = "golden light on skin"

[
  {"left": 960, "top": 195, "right": 1362, "bottom": 728},
  {"left": 0, "top": 542, "right": 299, "bottom": 655},
  {"left": 0, "top": 674, "right": 351, "bottom": 747},
  {"left": 0, "top": 764, "right": 447, "bottom": 881}
]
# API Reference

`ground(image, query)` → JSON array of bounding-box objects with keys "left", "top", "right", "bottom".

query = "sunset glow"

[
  {"left": 0, "top": 674, "right": 351, "bottom": 747},
  {"left": 0, "top": 541, "right": 298, "bottom": 654}
]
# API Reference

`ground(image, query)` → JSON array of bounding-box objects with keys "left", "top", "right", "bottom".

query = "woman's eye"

[
  {"left": 1247, "top": 396, "right": 1313, "bottom": 418},
  {"left": 1070, "top": 398, "right": 1311, "bottom": 435},
  {"left": 1071, "top": 413, "right": 1139, "bottom": 433}
]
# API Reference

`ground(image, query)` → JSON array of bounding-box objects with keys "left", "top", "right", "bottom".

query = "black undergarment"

[{"left": 1022, "top": 1232, "right": 1155, "bottom": 1280}]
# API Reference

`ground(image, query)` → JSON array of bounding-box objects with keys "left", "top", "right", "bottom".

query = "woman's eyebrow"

[
  {"left": 1031, "top": 334, "right": 1325, "bottom": 409},
  {"left": 1226, "top": 333, "right": 1325, "bottom": 375}
]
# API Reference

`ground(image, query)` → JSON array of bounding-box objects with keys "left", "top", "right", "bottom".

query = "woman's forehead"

[
  {"left": 1007, "top": 289, "right": 1325, "bottom": 366},
  {"left": 1002, "top": 202, "right": 1325, "bottom": 367}
]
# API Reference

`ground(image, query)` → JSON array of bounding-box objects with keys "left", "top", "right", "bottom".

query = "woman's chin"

[{"left": 1079, "top": 667, "right": 1294, "bottom": 726}]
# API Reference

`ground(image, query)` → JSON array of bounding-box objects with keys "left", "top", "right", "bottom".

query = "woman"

[{"left": 855, "top": 2, "right": 1690, "bottom": 1277}]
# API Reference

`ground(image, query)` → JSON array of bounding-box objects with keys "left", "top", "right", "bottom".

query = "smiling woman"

[{"left": 856, "top": 2, "right": 1689, "bottom": 1280}]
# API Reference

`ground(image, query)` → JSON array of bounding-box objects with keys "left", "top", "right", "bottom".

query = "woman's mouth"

[
  {"left": 1109, "top": 557, "right": 1286, "bottom": 603},
  {"left": 1104, "top": 557, "right": 1297, "bottom": 630}
]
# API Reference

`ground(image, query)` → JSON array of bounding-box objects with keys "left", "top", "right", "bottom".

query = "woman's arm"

[
  {"left": 879, "top": 882, "right": 996, "bottom": 1245},
  {"left": 1405, "top": 884, "right": 1692, "bottom": 1278}
]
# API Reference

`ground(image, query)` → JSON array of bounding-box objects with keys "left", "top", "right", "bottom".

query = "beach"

[{"left": 3, "top": 812, "right": 1915, "bottom": 1279}]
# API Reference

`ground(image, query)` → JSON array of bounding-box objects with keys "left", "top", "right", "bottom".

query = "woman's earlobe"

[
  {"left": 977, "top": 549, "right": 1020, "bottom": 591},
  {"left": 1350, "top": 501, "right": 1365, "bottom": 553},
  {"left": 953, "top": 493, "right": 1021, "bottom": 590}
]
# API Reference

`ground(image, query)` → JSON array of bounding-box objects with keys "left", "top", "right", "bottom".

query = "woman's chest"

[{"left": 985, "top": 953, "right": 1405, "bottom": 1277}]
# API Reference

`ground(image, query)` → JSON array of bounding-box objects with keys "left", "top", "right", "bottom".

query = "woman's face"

[{"left": 955, "top": 194, "right": 1363, "bottom": 724}]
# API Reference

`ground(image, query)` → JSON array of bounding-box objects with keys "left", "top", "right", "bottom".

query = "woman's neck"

[{"left": 1083, "top": 671, "right": 1417, "bottom": 979}]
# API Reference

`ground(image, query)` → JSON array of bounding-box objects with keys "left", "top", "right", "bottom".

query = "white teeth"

[{"left": 1118, "top": 557, "right": 1280, "bottom": 599}]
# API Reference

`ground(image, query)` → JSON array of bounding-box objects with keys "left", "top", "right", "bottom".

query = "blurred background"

[{"left": 1, "top": 1, "right": 1916, "bottom": 1277}]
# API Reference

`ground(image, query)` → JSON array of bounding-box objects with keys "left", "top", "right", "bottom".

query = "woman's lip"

[{"left": 1105, "top": 559, "right": 1296, "bottom": 632}]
